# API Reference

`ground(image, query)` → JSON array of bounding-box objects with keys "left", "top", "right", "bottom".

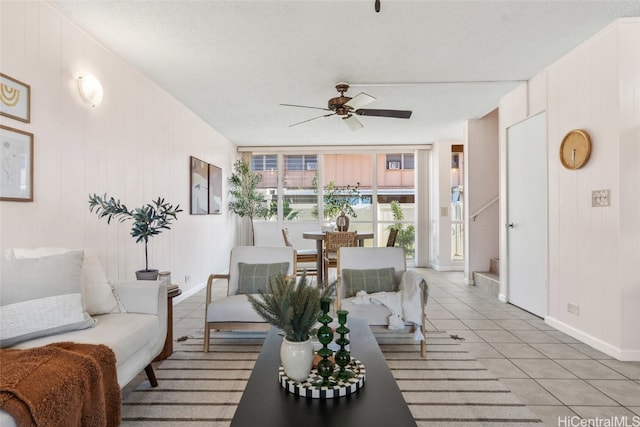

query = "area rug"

[{"left": 121, "top": 330, "right": 543, "bottom": 426}]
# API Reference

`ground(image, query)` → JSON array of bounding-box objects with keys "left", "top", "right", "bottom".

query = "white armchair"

[
  {"left": 204, "top": 246, "right": 296, "bottom": 352},
  {"left": 336, "top": 247, "right": 427, "bottom": 358}
]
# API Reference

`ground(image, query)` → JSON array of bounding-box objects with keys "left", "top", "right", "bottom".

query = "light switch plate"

[
  {"left": 568, "top": 303, "right": 579, "bottom": 315},
  {"left": 592, "top": 189, "right": 610, "bottom": 207}
]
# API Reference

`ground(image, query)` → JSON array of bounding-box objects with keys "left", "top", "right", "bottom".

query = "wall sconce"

[{"left": 77, "top": 72, "right": 103, "bottom": 108}]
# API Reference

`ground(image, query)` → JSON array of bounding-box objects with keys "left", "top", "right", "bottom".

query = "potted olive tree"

[
  {"left": 88, "top": 193, "right": 183, "bottom": 280},
  {"left": 228, "top": 158, "right": 270, "bottom": 245}
]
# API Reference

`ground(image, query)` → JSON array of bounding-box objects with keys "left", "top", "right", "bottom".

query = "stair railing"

[{"left": 470, "top": 196, "right": 499, "bottom": 222}]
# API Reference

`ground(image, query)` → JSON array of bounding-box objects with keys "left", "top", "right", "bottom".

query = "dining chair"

[
  {"left": 281, "top": 228, "right": 317, "bottom": 276},
  {"left": 323, "top": 231, "right": 358, "bottom": 283},
  {"left": 386, "top": 228, "right": 398, "bottom": 247}
]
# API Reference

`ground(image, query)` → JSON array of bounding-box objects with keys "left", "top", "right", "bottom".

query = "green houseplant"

[
  {"left": 88, "top": 193, "right": 183, "bottom": 280},
  {"left": 228, "top": 158, "right": 270, "bottom": 245},
  {"left": 312, "top": 177, "right": 361, "bottom": 229},
  {"left": 247, "top": 273, "right": 333, "bottom": 382},
  {"left": 246, "top": 273, "right": 331, "bottom": 342},
  {"left": 389, "top": 200, "right": 415, "bottom": 258}
]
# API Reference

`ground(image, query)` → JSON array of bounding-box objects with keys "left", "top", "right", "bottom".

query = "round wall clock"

[{"left": 560, "top": 129, "right": 591, "bottom": 170}]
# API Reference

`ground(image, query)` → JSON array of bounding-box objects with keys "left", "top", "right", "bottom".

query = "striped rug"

[{"left": 121, "top": 330, "right": 543, "bottom": 426}]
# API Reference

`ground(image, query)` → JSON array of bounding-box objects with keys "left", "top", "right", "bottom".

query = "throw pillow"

[
  {"left": 9, "top": 247, "right": 118, "bottom": 315},
  {"left": 342, "top": 267, "right": 397, "bottom": 298},
  {"left": 236, "top": 262, "right": 289, "bottom": 294},
  {"left": 0, "top": 251, "right": 95, "bottom": 347}
]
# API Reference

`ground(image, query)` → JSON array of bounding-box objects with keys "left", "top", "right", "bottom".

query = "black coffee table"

[{"left": 231, "top": 317, "right": 416, "bottom": 427}]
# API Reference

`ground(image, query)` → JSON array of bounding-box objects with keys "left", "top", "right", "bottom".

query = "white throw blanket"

[{"left": 350, "top": 270, "right": 427, "bottom": 341}]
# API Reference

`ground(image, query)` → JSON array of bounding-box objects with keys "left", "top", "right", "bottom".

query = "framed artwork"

[
  {"left": 0, "top": 73, "right": 31, "bottom": 123},
  {"left": 208, "top": 163, "right": 222, "bottom": 214},
  {"left": 190, "top": 156, "right": 209, "bottom": 214},
  {"left": 1, "top": 125, "right": 34, "bottom": 202}
]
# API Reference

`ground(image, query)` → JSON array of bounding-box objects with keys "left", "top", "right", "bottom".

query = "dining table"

[{"left": 302, "top": 230, "right": 374, "bottom": 284}]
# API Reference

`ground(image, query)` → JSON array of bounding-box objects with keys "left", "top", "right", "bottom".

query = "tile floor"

[{"left": 170, "top": 268, "right": 640, "bottom": 427}]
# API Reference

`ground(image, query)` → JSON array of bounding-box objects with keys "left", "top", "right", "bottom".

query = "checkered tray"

[{"left": 278, "top": 359, "right": 366, "bottom": 399}]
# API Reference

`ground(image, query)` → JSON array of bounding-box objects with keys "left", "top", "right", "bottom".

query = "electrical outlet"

[
  {"left": 592, "top": 189, "right": 610, "bottom": 207},
  {"left": 567, "top": 303, "right": 579, "bottom": 315},
  {"left": 185, "top": 275, "right": 191, "bottom": 284}
]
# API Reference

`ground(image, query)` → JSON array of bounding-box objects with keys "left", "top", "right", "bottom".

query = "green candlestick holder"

[
  {"left": 333, "top": 309, "right": 354, "bottom": 380},
  {"left": 315, "top": 297, "right": 336, "bottom": 386}
]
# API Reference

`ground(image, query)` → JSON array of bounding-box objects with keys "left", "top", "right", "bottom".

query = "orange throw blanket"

[{"left": 0, "top": 342, "right": 121, "bottom": 427}]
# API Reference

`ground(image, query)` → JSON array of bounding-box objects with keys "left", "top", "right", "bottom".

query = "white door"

[{"left": 507, "top": 112, "right": 547, "bottom": 317}]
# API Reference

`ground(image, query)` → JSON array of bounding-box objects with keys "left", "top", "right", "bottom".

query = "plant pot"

[
  {"left": 135, "top": 269, "right": 159, "bottom": 281},
  {"left": 280, "top": 337, "right": 314, "bottom": 383},
  {"left": 336, "top": 212, "right": 350, "bottom": 231}
]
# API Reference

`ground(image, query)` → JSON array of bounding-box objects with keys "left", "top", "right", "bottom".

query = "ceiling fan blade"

[
  {"left": 289, "top": 113, "right": 335, "bottom": 127},
  {"left": 355, "top": 108, "right": 412, "bottom": 119},
  {"left": 342, "top": 114, "right": 363, "bottom": 131},
  {"left": 344, "top": 92, "right": 376, "bottom": 110},
  {"left": 280, "top": 103, "right": 331, "bottom": 111}
]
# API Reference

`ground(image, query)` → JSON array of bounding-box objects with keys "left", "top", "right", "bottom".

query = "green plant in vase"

[
  {"left": 311, "top": 176, "right": 362, "bottom": 230},
  {"left": 247, "top": 273, "right": 333, "bottom": 383}
]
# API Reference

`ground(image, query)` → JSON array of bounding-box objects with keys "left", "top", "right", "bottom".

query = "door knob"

[{"left": 507, "top": 222, "right": 514, "bottom": 228}]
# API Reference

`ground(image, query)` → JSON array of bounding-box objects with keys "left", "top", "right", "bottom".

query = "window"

[
  {"left": 251, "top": 154, "right": 278, "bottom": 220},
  {"left": 252, "top": 154, "right": 277, "bottom": 171},
  {"left": 451, "top": 146, "right": 464, "bottom": 261},
  {"left": 248, "top": 150, "right": 418, "bottom": 264},
  {"left": 283, "top": 154, "right": 318, "bottom": 221},
  {"left": 285, "top": 155, "right": 317, "bottom": 171}
]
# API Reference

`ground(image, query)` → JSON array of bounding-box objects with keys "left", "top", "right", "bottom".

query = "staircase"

[{"left": 473, "top": 258, "right": 499, "bottom": 297}]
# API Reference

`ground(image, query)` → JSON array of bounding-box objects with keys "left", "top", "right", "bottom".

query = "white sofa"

[{"left": 0, "top": 248, "right": 168, "bottom": 426}]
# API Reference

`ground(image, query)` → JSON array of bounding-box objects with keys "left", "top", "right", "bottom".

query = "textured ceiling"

[{"left": 53, "top": 0, "right": 640, "bottom": 147}]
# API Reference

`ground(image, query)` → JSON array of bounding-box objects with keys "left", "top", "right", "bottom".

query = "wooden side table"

[{"left": 154, "top": 286, "right": 182, "bottom": 361}]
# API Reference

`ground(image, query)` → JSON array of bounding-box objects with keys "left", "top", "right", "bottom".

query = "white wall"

[
  {"left": 0, "top": 1, "right": 239, "bottom": 298},
  {"left": 464, "top": 109, "right": 499, "bottom": 283},
  {"left": 499, "top": 18, "right": 640, "bottom": 360}
]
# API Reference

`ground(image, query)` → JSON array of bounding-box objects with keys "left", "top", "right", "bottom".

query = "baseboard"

[
  {"left": 545, "top": 316, "right": 640, "bottom": 361},
  {"left": 173, "top": 280, "right": 207, "bottom": 305},
  {"left": 430, "top": 264, "right": 464, "bottom": 272}
]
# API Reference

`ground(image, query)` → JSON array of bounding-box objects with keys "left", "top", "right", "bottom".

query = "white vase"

[{"left": 280, "top": 337, "right": 314, "bottom": 382}]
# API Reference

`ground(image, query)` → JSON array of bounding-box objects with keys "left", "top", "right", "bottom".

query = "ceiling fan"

[{"left": 280, "top": 82, "right": 412, "bottom": 131}]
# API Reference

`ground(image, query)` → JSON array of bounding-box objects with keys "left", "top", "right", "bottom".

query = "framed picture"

[
  {"left": 0, "top": 73, "right": 31, "bottom": 123},
  {"left": 1, "top": 125, "right": 34, "bottom": 201},
  {"left": 190, "top": 156, "right": 209, "bottom": 214},
  {"left": 208, "top": 163, "right": 222, "bottom": 214}
]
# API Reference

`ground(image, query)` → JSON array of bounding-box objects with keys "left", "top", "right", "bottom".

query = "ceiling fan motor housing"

[{"left": 328, "top": 96, "right": 352, "bottom": 115}]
